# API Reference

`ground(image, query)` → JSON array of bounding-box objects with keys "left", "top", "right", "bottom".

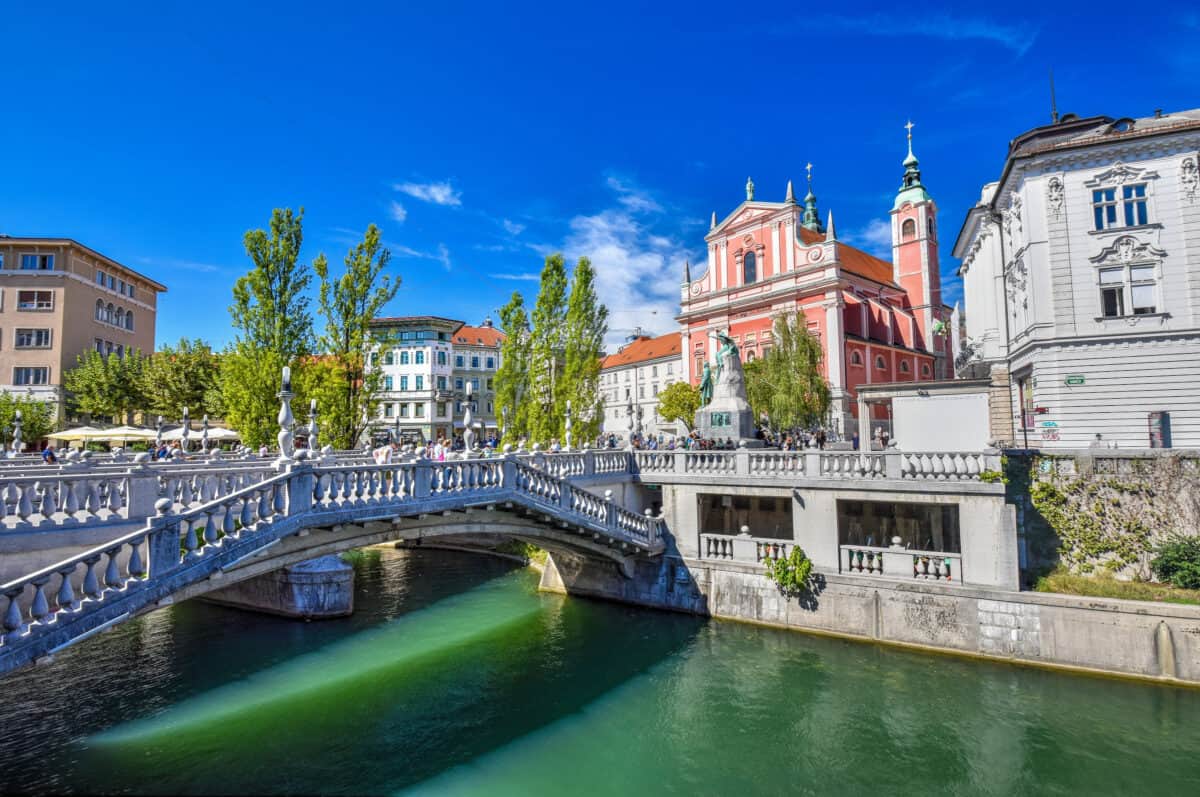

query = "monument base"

[{"left": 693, "top": 401, "right": 762, "bottom": 448}]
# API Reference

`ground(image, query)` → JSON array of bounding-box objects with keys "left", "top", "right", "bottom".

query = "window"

[
  {"left": 486, "top": 357, "right": 495, "bottom": 369},
  {"left": 370, "top": 352, "right": 378, "bottom": 366},
  {"left": 437, "top": 351, "right": 447, "bottom": 366},
  {"left": 394, "top": 351, "right": 404, "bottom": 365},
  {"left": 383, "top": 376, "right": 393, "bottom": 390},
  {"left": 850, "top": 350, "right": 863, "bottom": 366},
  {"left": 875, "top": 355, "right": 886, "bottom": 370},
  {"left": 106, "top": 302, "right": 114, "bottom": 323},
  {"left": 470, "top": 356, "right": 480, "bottom": 369},
  {"left": 399, "top": 403, "right": 410, "bottom": 418},
  {"left": 20, "top": 254, "right": 54, "bottom": 271},
  {"left": 1093, "top": 188, "right": 1119, "bottom": 230},
  {"left": 399, "top": 375, "right": 409, "bottom": 391},
  {"left": 415, "top": 403, "right": 425, "bottom": 418},
  {"left": 96, "top": 269, "right": 105, "bottom": 285},
  {"left": 17, "top": 290, "right": 53, "bottom": 310},
  {"left": 1099, "top": 265, "right": 1157, "bottom": 317},
  {"left": 13, "top": 367, "right": 48, "bottom": 385},
  {"left": 437, "top": 376, "right": 447, "bottom": 390},
  {"left": 384, "top": 403, "right": 394, "bottom": 418},
  {"left": 437, "top": 402, "right": 447, "bottom": 417},
  {"left": 15, "top": 329, "right": 51, "bottom": 348},
  {"left": 667, "top": 362, "right": 673, "bottom": 375},
  {"left": 107, "top": 274, "right": 115, "bottom": 290},
  {"left": 415, "top": 351, "right": 425, "bottom": 365},
  {"left": 96, "top": 299, "right": 104, "bottom": 320},
  {"left": 1019, "top": 376, "right": 1035, "bottom": 431},
  {"left": 455, "top": 355, "right": 465, "bottom": 368},
  {"left": 126, "top": 312, "right": 134, "bottom": 331},
  {"left": 651, "top": 365, "right": 658, "bottom": 377},
  {"left": 487, "top": 401, "right": 493, "bottom": 413},
  {"left": 118, "top": 279, "right": 126, "bottom": 295},
  {"left": 486, "top": 378, "right": 494, "bottom": 390},
  {"left": 901, "top": 219, "right": 917, "bottom": 241},
  {"left": 471, "top": 377, "right": 480, "bottom": 393},
  {"left": 639, "top": 385, "right": 645, "bottom": 399},
  {"left": 0, "top": 254, "right": 4, "bottom": 268},
  {"left": 1123, "top": 184, "right": 1148, "bottom": 227},
  {"left": 921, "top": 363, "right": 931, "bottom": 377},
  {"left": 745, "top": 350, "right": 755, "bottom": 362},
  {"left": 742, "top": 251, "right": 757, "bottom": 284},
  {"left": 899, "top": 360, "right": 910, "bottom": 374},
  {"left": 455, "top": 378, "right": 464, "bottom": 391},
  {"left": 127, "top": 285, "right": 135, "bottom": 300},
  {"left": 652, "top": 382, "right": 658, "bottom": 395},
  {"left": 95, "top": 338, "right": 104, "bottom": 353},
  {"left": 415, "top": 375, "right": 424, "bottom": 390}
]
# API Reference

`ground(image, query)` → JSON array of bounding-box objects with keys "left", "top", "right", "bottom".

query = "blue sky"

[{"left": 1, "top": 2, "right": 1195, "bottom": 350}]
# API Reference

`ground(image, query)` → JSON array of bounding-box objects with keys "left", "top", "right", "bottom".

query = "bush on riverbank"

[
  {"left": 1151, "top": 537, "right": 1200, "bottom": 590},
  {"left": 1035, "top": 566, "right": 1200, "bottom": 606},
  {"left": 763, "top": 546, "right": 813, "bottom": 597}
]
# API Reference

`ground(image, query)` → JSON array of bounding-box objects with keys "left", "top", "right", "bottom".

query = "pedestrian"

[{"left": 42, "top": 446, "right": 58, "bottom": 464}]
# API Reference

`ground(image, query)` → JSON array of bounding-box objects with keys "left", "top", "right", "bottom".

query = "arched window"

[
  {"left": 745, "top": 350, "right": 756, "bottom": 362},
  {"left": 126, "top": 311, "right": 134, "bottom": 331},
  {"left": 901, "top": 219, "right": 917, "bottom": 241},
  {"left": 850, "top": 350, "right": 863, "bottom": 366},
  {"left": 921, "top": 363, "right": 931, "bottom": 377},
  {"left": 743, "top": 251, "right": 757, "bottom": 284},
  {"left": 95, "top": 299, "right": 104, "bottom": 321},
  {"left": 899, "top": 360, "right": 911, "bottom": 374},
  {"left": 115, "top": 308, "right": 125, "bottom": 329},
  {"left": 928, "top": 215, "right": 936, "bottom": 238},
  {"left": 875, "top": 355, "right": 886, "bottom": 370},
  {"left": 106, "top": 303, "right": 115, "bottom": 324}
]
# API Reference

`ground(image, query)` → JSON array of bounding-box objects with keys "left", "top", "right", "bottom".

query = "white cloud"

[
  {"left": 561, "top": 206, "right": 694, "bottom": 349},
  {"left": 389, "top": 201, "right": 407, "bottom": 223},
  {"left": 493, "top": 273, "right": 540, "bottom": 282},
  {"left": 135, "top": 256, "right": 224, "bottom": 274},
  {"left": 605, "top": 176, "right": 663, "bottom": 214},
  {"left": 848, "top": 218, "right": 893, "bottom": 259},
  {"left": 436, "top": 243, "right": 452, "bottom": 271},
  {"left": 393, "top": 180, "right": 462, "bottom": 206},
  {"left": 502, "top": 218, "right": 525, "bottom": 235},
  {"left": 807, "top": 12, "right": 1038, "bottom": 56}
]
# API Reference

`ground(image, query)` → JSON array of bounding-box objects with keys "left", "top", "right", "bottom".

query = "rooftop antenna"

[{"left": 1049, "top": 68, "right": 1059, "bottom": 124}]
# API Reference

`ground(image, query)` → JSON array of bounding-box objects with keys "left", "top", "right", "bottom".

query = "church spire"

[
  {"left": 785, "top": 179, "right": 796, "bottom": 204},
  {"left": 825, "top": 210, "right": 837, "bottom": 242},
  {"left": 894, "top": 120, "right": 933, "bottom": 209},
  {"left": 801, "top": 162, "right": 824, "bottom": 232},
  {"left": 683, "top": 259, "right": 691, "bottom": 283},
  {"left": 745, "top": 176, "right": 755, "bottom": 201}
]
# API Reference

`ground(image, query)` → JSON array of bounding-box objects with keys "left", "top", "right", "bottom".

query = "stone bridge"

[{"left": 0, "top": 455, "right": 663, "bottom": 676}]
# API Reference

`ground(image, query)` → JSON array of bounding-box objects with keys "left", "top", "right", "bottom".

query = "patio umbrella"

[
  {"left": 49, "top": 426, "right": 107, "bottom": 441},
  {"left": 105, "top": 426, "right": 158, "bottom": 444},
  {"left": 161, "top": 426, "right": 240, "bottom": 441}
]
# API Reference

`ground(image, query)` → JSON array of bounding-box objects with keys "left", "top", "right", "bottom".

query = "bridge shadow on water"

[{"left": 0, "top": 546, "right": 705, "bottom": 796}]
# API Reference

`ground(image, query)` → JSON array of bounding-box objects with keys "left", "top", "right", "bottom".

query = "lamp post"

[
  {"left": 181, "top": 407, "right": 190, "bottom": 453},
  {"left": 308, "top": 398, "right": 319, "bottom": 451},
  {"left": 564, "top": 399, "right": 573, "bottom": 452}
]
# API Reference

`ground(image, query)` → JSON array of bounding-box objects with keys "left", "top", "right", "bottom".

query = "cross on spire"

[
  {"left": 905, "top": 120, "right": 915, "bottom": 156},
  {"left": 805, "top": 162, "right": 813, "bottom": 185}
]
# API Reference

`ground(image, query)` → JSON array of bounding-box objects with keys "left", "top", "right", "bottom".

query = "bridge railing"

[{"left": 0, "top": 454, "right": 664, "bottom": 670}]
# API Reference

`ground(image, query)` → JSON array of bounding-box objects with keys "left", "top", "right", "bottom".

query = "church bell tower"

[{"left": 890, "top": 121, "right": 943, "bottom": 358}]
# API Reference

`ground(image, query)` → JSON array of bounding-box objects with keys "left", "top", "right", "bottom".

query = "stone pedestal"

[
  {"left": 693, "top": 340, "right": 763, "bottom": 447},
  {"left": 203, "top": 554, "right": 354, "bottom": 619}
]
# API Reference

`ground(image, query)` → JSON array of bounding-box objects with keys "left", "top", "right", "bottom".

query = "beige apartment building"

[{"left": 0, "top": 236, "right": 166, "bottom": 417}]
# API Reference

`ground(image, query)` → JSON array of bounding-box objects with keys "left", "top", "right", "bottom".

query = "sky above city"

[{"left": 2, "top": 2, "right": 1196, "bottom": 351}]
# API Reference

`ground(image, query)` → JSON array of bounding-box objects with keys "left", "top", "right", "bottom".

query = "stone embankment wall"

[
  {"left": 541, "top": 553, "right": 1200, "bottom": 685},
  {"left": 1012, "top": 450, "right": 1200, "bottom": 580}
]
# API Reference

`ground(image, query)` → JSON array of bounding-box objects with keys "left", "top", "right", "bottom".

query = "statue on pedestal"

[{"left": 699, "top": 362, "right": 714, "bottom": 407}]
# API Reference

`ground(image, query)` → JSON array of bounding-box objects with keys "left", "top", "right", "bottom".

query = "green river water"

[{"left": 1, "top": 547, "right": 1198, "bottom": 795}]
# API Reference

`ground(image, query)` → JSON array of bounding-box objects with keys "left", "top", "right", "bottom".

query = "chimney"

[{"left": 1154, "top": 108, "right": 1163, "bottom": 119}]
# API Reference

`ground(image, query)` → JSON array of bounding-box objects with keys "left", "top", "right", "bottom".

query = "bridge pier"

[{"left": 202, "top": 554, "right": 354, "bottom": 619}]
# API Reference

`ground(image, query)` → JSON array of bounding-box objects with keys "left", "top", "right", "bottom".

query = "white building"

[
  {"left": 600, "top": 331, "right": 683, "bottom": 441},
  {"left": 450, "top": 319, "right": 504, "bottom": 440},
  {"left": 368, "top": 316, "right": 460, "bottom": 443},
  {"left": 955, "top": 108, "right": 1200, "bottom": 449}
]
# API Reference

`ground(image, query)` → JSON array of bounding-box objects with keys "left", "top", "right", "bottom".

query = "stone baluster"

[
  {"left": 55, "top": 564, "right": 77, "bottom": 611},
  {"left": 81, "top": 555, "right": 103, "bottom": 600},
  {"left": 4, "top": 587, "right": 25, "bottom": 638},
  {"left": 10, "top": 409, "right": 22, "bottom": 458},
  {"left": 277, "top": 366, "right": 295, "bottom": 461},
  {"left": 29, "top": 576, "right": 52, "bottom": 623}
]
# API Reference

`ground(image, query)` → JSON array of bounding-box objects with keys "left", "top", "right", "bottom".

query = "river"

[{"left": 1, "top": 547, "right": 1197, "bottom": 795}]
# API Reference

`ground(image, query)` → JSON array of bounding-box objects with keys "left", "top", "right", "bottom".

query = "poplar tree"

[
  {"left": 526, "top": 254, "right": 568, "bottom": 444},
  {"left": 220, "top": 207, "right": 315, "bottom": 445},
  {"left": 560, "top": 256, "right": 608, "bottom": 443},
  {"left": 312, "top": 223, "right": 400, "bottom": 448},
  {"left": 495, "top": 291, "right": 531, "bottom": 445},
  {"left": 744, "top": 315, "right": 831, "bottom": 433}
]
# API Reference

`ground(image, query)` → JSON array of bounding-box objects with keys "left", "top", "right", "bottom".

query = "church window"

[
  {"left": 899, "top": 360, "right": 910, "bottom": 374},
  {"left": 850, "top": 351, "right": 863, "bottom": 366},
  {"left": 875, "top": 355, "right": 886, "bottom": 370},
  {"left": 901, "top": 219, "right": 917, "bottom": 241},
  {"left": 921, "top": 363, "right": 931, "bottom": 377},
  {"left": 742, "top": 251, "right": 757, "bottom": 284}
]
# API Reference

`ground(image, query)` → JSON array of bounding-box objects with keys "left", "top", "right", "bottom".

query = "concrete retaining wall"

[{"left": 540, "top": 553, "right": 1200, "bottom": 685}]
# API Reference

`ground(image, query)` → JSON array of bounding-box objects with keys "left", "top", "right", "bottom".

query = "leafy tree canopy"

[{"left": 656, "top": 381, "right": 700, "bottom": 433}]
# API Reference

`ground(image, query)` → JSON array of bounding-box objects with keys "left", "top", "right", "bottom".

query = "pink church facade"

[{"left": 677, "top": 140, "right": 952, "bottom": 438}]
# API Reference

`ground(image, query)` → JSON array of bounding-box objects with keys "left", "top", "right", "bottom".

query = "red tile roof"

[
  {"left": 797, "top": 225, "right": 896, "bottom": 286},
  {"left": 601, "top": 332, "right": 681, "bottom": 369},
  {"left": 455, "top": 324, "right": 506, "bottom": 347}
]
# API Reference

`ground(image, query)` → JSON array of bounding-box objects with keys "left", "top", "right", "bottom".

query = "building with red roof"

[
  {"left": 599, "top": 329, "right": 683, "bottom": 439},
  {"left": 679, "top": 134, "right": 953, "bottom": 437}
]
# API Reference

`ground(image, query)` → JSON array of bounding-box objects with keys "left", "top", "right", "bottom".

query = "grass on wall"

[{"left": 1035, "top": 567, "right": 1200, "bottom": 606}]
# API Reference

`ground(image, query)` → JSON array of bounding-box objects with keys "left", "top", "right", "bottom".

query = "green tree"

[
  {"left": 495, "top": 292, "right": 531, "bottom": 445},
  {"left": 62, "top": 349, "right": 149, "bottom": 422},
  {"left": 560, "top": 257, "right": 608, "bottom": 443},
  {"left": 656, "top": 381, "right": 701, "bottom": 433},
  {"left": 526, "top": 254, "right": 568, "bottom": 443},
  {"left": 743, "top": 315, "right": 831, "bottom": 433},
  {"left": 142, "top": 338, "right": 221, "bottom": 419},
  {"left": 312, "top": 224, "right": 400, "bottom": 448},
  {"left": 217, "top": 346, "right": 290, "bottom": 448},
  {"left": 0, "top": 393, "right": 56, "bottom": 450},
  {"left": 219, "top": 207, "right": 316, "bottom": 443},
  {"left": 231, "top": 207, "right": 313, "bottom": 355}
]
